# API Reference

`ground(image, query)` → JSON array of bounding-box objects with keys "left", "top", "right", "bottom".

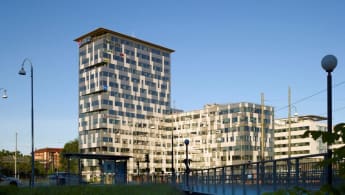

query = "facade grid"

[{"left": 75, "top": 28, "right": 274, "bottom": 183}]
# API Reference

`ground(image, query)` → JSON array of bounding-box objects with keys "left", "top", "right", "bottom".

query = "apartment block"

[
  {"left": 274, "top": 115, "right": 327, "bottom": 159},
  {"left": 34, "top": 148, "right": 62, "bottom": 173},
  {"left": 168, "top": 103, "right": 275, "bottom": 172}
]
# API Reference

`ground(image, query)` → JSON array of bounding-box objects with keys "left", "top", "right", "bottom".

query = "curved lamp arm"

[
  {"left": 0, "top": 88, "right": 7, "bottom": 99},
  {"left": 18, "top": 58, "right": 33, "bottom": 75}
]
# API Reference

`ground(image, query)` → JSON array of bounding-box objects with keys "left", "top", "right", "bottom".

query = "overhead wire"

[
  {"left": 318, "top": 106, "right": 345, "bottom": 116},
  {"left": 275, "top": 80, "right": 345, "bottom": 112}
]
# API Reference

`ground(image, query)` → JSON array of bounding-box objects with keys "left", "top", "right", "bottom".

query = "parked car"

[
  {"left": 0, "top": 174, "right": 21, "bottom": 186},
  {"left": 48, "top": 172, "right": 83, "bottom": 185}
]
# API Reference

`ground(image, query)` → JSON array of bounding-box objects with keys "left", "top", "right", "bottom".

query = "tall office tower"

[{"left": 75, "top": 28, "right": 174, "bottom": 182}]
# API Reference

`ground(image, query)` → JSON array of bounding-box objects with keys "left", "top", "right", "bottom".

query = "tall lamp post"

[
  {"left": 321, "top": 54, "right": 337, "bottom": 187},
  {"left": 0, "top": 88, "right": 8, "bottom": 99},
  {"left": 18, "top": 58, "right": 35, "bottom": 187}
]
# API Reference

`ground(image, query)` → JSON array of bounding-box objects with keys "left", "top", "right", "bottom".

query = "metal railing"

[{"left": 173, "top": 153, "right": 343, "bottom": 195}]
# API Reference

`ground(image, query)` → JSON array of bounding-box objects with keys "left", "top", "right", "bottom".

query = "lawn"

[{"left": 0, "top": 184, "right": 185, "bottom": 195}]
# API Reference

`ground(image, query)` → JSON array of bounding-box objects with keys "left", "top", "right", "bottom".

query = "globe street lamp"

[
  {"left": 18, "top": 58, "right": 35, "bottom": 187},
  {"left": 0, "top": 88, "right": 8, "bottom": 99},
  {"left": 184, "top": 139, "right": 190, "bottom": 189},
  {"left": 321, "top": 54, "right": 337, "bottom": 187}
]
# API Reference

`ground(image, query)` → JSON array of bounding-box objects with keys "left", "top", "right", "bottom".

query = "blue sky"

[{"left": 0, "top": 0, "right": 344, "bottom": 155}]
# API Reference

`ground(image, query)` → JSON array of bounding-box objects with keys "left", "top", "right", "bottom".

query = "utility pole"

[
  {"left": 288, "top": 87, "right": 291, "bottom": 158},
  {"left": 171, "top": 100, "right": 176, "bottom": 184},
  {"left": 287, "top": 87, "right": 292, "bottom": 187},
  {"left": 260, "top": 93, "right": 266, "bottom": 187},
  {"left": 171, "top": 110, "right": 175, "bottom": 183},
  {"left": 15, "top": 132, "right": 17, "bottom": 179},
  {"left": 260, "top": 93, "right": 265, "bottom": 161}
]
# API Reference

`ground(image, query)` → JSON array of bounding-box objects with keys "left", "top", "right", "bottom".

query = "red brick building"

[{"left": 34, "top": 148, "right": 63, "bottom": 172}]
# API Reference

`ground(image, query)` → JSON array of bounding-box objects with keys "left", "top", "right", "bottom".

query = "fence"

[{"left": 175, "top": 153, "right": 343, "bottom": 195}]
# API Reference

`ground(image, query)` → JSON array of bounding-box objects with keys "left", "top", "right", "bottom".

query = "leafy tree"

[
  {"left": 0, "top": 149, "right": 42, "bottom": 178},
  {"left": 303, "top": 123, "right": 345, "bottom": 194},
  {"left": 59, "top": 139, "right": 79, "bottom": 174}
]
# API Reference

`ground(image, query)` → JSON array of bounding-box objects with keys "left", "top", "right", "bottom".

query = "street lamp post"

[
  {"left": 18, "top": 58, "right": 35, "bottom": 187},
  {"left": 136, "top": 161, "right": 139, "bottom": 176},
  {"left": 321, "top": 54, "right": 337, "bottom": 187},
  {"left": 145, "top": 153, "right": 150, "bottom": 182},
  {"left": 184, "top": 139, "right": 190, "bottom": 189}
]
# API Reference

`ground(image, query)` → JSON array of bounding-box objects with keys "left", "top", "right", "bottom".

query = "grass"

[{"left": 0, "top": 184, "right": 185, "bottom": 195}]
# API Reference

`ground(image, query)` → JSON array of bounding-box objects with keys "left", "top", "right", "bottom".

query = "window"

[
  {"left": 223, "top": 118, "right": 230, "bottom": 124},
  {"left": 232, "top": 155, "right": 241, "bottom": 160},
  {"left": 109, "top": 63, "right": 115, "bottom": 69}
]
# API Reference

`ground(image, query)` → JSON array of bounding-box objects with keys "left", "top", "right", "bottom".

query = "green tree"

[
  {"left": 303, "top": 123, "right": 345, "bottom": 194},
  {"left": 0, "top": 150, "right": 33, "bottom": 178},
  {"left": 59, "top": 139, "right": 79, "bottom": 174}
]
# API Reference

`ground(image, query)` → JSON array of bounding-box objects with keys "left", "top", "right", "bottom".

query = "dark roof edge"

[{"left": 74, "top": 27, "right": 174, "bottom": 53}]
